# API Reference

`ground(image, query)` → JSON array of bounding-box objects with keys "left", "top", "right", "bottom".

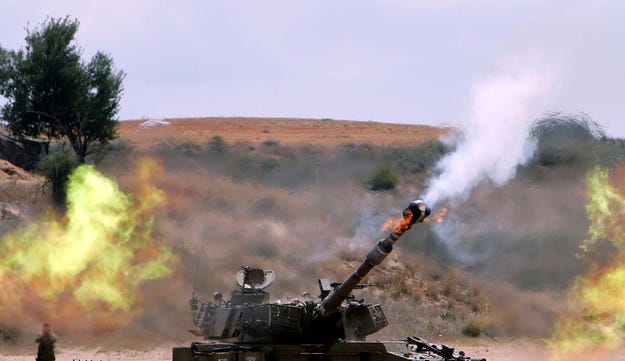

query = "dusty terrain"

[
  {"left": 3, "top": 117, "right": 619, "bottom": 360},
  {"left": 0, "top": 339, "right": 555, "bottom": 361},
  {"left": 117, "top": 117, "right": 448, "bottom": 149}
]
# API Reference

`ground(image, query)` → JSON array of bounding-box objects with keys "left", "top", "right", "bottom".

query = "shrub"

[
  {"left": 177, "top": 141, "right": 202, "bottom": 156},
  {"left": 384, "top": 140, "right": 449, "bottom": 172},
  {"left": 262, "top": 139, "right": 279, "bottom": 147},
  {"left": 38, "top": 146, "right": 78, "bottom": 207},
  {"left": 208, "top": 135, "right": 228, "bottom": 154},
  {"left": 530, "top": 112, "right": 604, "bottom": 167},
  {"left": 156, "top": 140, "right": 201, "bottom": 157},
  {"left": 87, "top": 140, "right": 133, "bottom": 163},
  {"left": 366, "top": 164, "right": 400, "bottom": 191},
  {"left": 462, "top": 319, "right": 482, "bottom": 337}
]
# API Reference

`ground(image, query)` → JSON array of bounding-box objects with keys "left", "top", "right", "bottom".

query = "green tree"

[{"left": 0, "top": 16, "right": 125, "bottom": 163}]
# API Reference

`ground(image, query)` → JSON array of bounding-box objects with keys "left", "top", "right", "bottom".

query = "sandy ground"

[
  {"left": 0, "top": 339, "right": 555, "bottom": 361},
  {"left": 459, "top": 339, "right": 551, "bottom": 360},
  {"left": 117, "top": 117, "right": 448, "bottom": 150},
  {"left": 4, "top": 340, "right": 621, "bottom": 361},
  {"left": 2, "top": 348, "right": 171, "bottom": 361}
]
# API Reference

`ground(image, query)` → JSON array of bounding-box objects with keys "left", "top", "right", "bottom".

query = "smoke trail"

[{"left": 422, "top": 61, "right": 552, "bottom": 206}]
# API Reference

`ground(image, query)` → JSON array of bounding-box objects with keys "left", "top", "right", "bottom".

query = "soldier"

[{"left": 35, "top": 322, "right": 56, "bottom": 361}]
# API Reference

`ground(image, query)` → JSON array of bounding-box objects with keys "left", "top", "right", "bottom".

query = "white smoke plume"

[{"left": 423, "top": 59, "right": 553, "bottom": 206}]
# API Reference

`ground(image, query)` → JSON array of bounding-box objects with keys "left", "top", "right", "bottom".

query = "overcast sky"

[{"left": 2, "top": 0, "right": 624, "bottom": 137}]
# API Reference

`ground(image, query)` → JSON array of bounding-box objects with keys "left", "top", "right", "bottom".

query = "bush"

[
  {"left": 462, "top": 320, "right": 482, "bottom": 337},
  {"left": 156, "top": 140, "right": 202, "bottom": 157},
  {"left": 87, "top": 140, "right": 133, "bottom": 163},
  {"left": 530, "top": 113, "right": 605, "bottom": 167},
  {"left": 366, "top": 164, "right": 400, "bottom": 191},
  {"left": 38, "top": 146, "right": 78, "bottom": 207},
  {"left": 208, "top": 135, "right": 228, "bottom": 154},
  {"left": 384, "top": 140, "right": 449, "bottom": 172},
  {"left": 262, "top": 139, "right": 279, "bottom": 147}
]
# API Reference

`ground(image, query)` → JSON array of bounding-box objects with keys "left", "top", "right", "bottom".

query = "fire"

[
  {"left": 0, "top": 161, "right": 176, "bottom": 331},
  {"left": 394, "top": 209, "right": 414, "bottom": 233},
  {"left": 380, "top": 205, "right": 447, "bottom": 232},
  {"left": 379, "top": 209, "right": 414, "bottom": 233},
  {"left": 425, "top": 207, "right": 448, "bottom": 223},
  {"left": 380, "top": 216, "right": 403, "bottom": 232},
  {"left": 548, "top": 166, "right": 625, "bottom": 360}
]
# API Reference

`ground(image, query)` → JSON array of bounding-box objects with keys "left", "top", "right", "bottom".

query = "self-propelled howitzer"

[{"left": 174, "top": 201, "right": 485, "bottom": 361}]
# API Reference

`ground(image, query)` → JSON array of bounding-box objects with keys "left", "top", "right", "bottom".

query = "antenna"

[{"left": 192, "top": 199, "right": 210, "bottom": 299}]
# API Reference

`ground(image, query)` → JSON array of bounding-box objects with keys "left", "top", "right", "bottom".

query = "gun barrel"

[{"left": 317, "top": 200, "right": 431, "bottom": 316}]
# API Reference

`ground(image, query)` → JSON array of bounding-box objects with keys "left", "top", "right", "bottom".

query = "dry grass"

[
  {"left": 0, "top": 179, "right": 46, "bottom": 235},
  {"left": 118, "top": 117, "right": 448, "bottom": 150},
  {"left": 0, "top": 180, "right": 43, "bottom": 204}
]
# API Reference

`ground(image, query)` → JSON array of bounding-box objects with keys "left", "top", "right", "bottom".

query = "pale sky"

[{"left": 1, "top": 0, "right": 624, "bottom": 137}]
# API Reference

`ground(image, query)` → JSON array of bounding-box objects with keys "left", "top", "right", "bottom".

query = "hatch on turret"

[
  {"left": 236, "top": 267, "right": 275, "bottom": 290},
  {"left": 230, "top": 267, "right": 274, "bottom": 306}
]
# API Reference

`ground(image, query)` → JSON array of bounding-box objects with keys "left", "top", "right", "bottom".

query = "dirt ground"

[
  {"left": 117, "top": 117, "right": 448, "bottom": 149},
  {"left": 0, "top": 339, "right": 556, "bottom": 361}
]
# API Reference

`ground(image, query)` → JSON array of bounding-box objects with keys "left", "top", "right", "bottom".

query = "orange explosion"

[
  {"left": 549, "top": 166, "right": 625, "bottom": 360},
  {"left": 0, "top": 160, "right": 176, "bottom": 331}
]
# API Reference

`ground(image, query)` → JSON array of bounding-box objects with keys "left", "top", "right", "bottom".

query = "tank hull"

[{"left": 173, "top": 339, "right": 483, "bottom": 361}]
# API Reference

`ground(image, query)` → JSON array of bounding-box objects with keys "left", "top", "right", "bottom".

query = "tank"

[{"left": 174, "top": 201, "right": 486, "bottom": 361}]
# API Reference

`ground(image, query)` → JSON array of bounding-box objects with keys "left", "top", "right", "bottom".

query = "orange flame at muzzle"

[
  {"left": 426, "top": 207, "right": 449, "bottom": 223},
  {"left": 380, "top": 205, "right": 444, "bottom": 232}
]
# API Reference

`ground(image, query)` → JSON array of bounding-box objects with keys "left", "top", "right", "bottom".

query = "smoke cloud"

[
  {"left": 423, "top": 58, "right": 553, "bottom": 206},
  {"left": 0, "top": 161, "right": 176, "bottom": 338}
]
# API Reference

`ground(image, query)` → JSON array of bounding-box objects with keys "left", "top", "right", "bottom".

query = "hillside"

[
  {"left": 117, "top": 117, "right": 448, "bottom": 149},
  {"left": 4, "top": 115, "right": 624, "bottom": 361}
]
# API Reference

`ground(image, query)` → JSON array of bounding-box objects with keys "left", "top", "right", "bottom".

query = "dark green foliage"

[
  {"left": 157, "top": 140, "right": 202, "bottom": 157},
  {"left": 38, "top": 146, "right": 78, "bottom": 206},
  {"left": 208, "top": 135, "right": 228, "bottom": 154},
  {"left": 526, "top": 113, "right": 625, "bottom": 169},
  {"left": 0, "top": 16, "right": 125, "bottom": 163},
  {"left": 366, "top": 163, "right": 400, "bottom": 191},
  {"left": 531, "top": 112, "right": 605, "bottom": 141},
  {"left": 462, "top": 320, "right": 482, "bottom": 337},
  {"left": 530, "top": 113, "right": 604, "bottom": 167},
  {"left": 88, "top": 140, "right": 133, "bottom": 164},
  {"left": 177, "top": 141, "right": 203, "bottom": 157},
  {"left": 383, "top": 139, "right": 449, "bottom": 173},
  {"left": 262, "top": 139, "right": 279, "bottom": 147},
  {"left": 592, "top": 138, "right": 625, "bottom": 167},
  {"left": 154, "top": 138, "right": 447, "bottom": 191}
]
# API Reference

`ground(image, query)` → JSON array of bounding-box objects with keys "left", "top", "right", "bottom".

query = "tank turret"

[
  {"left": 178, "top": 201, "right": 486, "bottom": 361},
  {"left": 316, "top": 200, "right": 430, "bottom": 317}
]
